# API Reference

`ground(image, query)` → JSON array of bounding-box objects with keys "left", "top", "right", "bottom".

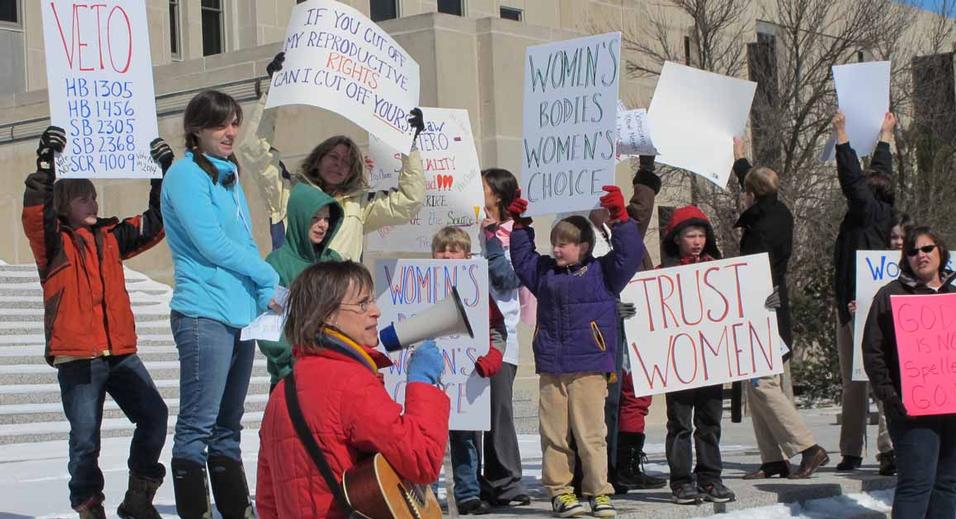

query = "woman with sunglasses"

[
  {"left": 161, "top": 90, "right": 280, "bottom": 518},
  {"left": 863, "top": 226, "right": 956, "bottom": 518}
]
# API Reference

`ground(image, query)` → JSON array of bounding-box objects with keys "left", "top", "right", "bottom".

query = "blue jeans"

[
  {"left": 170, "top": 311, "right": 255, "bottom": 465},
  {"left": 57, "top": 354, "right": 167, "bottom": 508},
  {"left": 887, "top": 411, "right": 956, "bottom": 518},
  {"left": 450, "top": 431, "right": 482, "bottom": 502}
]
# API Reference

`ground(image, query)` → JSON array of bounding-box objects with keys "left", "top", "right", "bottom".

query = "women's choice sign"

[
  {"left": 622, "top": 254, "right": 784, "bottom": 397},
  {"left": 268, "top": 0, "right": 420, "bottom": 154},
  {"left": 41, "top": 0, "right": 159, "bottom": 179},
  {"left": 376, "top": 259, "right": 490, "bottom": 431},
  {"left": 521, "top": 32, "right": 621, "bottom": 216},
  {"left": 366, "top": 108, "right": 483, "bottom": 253},
  {"left": 890, "top": 293, "right": 956, "bottom": 416}
]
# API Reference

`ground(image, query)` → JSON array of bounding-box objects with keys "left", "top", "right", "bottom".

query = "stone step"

[
  {"left": 0, "top": 297, "right": 170, "bottom": 309},
  {"left": 0, "top": 334, "right": 174, "bottom": 345},
  {"left": 0, "top": 376, "right": 273, "bottom": 406},
  {"left": 0, "top": 347, "right": 181, "bottom": 366},
  {"left": 0, "top": 361, "right": 269, "bottom": 386}
]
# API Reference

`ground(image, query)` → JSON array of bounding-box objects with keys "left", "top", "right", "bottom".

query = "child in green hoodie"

[{"left": 258, "top": 182, "right": 344, "bottom": 388}]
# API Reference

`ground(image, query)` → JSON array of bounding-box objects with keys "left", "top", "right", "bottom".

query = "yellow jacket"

[{"left": 236, "top": 94, "right": 425, "bottom": 261}]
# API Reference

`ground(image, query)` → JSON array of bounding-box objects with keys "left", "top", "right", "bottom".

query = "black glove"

[
  {"left": 765, "top": 286, "right": 781, "bottom": 310},
  {"left": 266, "top": 51, "right": 285, "bottom": 78},
  {"left": 408, "top": 108, "right": 425, "bottom": 139},
  {"left": 617, "top": 301, "right": 637, "bottom": 320},
  {"left": 37, "top": 126, "right": 66, "bottom": 158},
  {"left": 150, "top": 138, "right": 174, "bottom": 173}
]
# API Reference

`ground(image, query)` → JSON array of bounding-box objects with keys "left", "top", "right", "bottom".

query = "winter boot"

[
  {"left": 76, "top": 495, "right": 107, "bottom": 519},
  {"left": 208, "top": 455, "right": 255, "bottom": 519},
  {"left": 117, "top": 472, "right": 163, "bottom": 519},
  {"left": 172, "top": 458, "right": 212, "bottom": 519},
  {"left": 615, "top": 432, "right": 666, "bottom": 489}
]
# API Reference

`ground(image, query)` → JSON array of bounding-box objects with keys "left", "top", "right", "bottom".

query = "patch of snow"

[{"left": 701, "top": 489, "right": 893, "bottom": 519}]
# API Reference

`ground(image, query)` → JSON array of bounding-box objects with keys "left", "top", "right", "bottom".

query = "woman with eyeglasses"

[
  {"left": 863, "top": 226, "right": 956, "bottom": 518},
  {"left": 161, "top": 90, "right": 280, "bottom": 519}
]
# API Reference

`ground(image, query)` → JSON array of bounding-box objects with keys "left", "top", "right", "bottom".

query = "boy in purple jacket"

[{"left": 509, "top": 186, "right": 643, "bottom": 518}]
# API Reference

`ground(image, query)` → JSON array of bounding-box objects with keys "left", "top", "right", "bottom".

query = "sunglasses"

[{"left": 906, "top": 244, "right": 937, "bottom": 257}]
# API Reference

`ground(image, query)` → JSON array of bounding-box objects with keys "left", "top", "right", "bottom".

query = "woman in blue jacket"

[{"left": 161, "top": 90, "right": 279, "bottom": 519}]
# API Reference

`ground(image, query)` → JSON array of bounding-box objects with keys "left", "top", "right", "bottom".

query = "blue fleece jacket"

[{"left": 161, "top": 151, "right": 278, "bottom": 328}]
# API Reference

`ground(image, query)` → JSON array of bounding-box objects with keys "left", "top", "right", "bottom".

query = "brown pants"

[
  {"left": 747, "top": 374, "right": 816, "bottom": 462},
  {"left": 836, "top": 319, "right": 892, "bottom": 457},
  {"left": 539, "top": 373, "right": 614, "bottom": 497}
]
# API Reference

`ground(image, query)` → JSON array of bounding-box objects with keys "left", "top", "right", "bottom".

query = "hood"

[
  {"left": 662, "top": 205, "right": 722, "bottom": 262},
  {"left": 184, "top": 150, "right": 237, "bottom": 184},
  {"left": 266, "top": 183, "right": 343, "bottom": 286}
]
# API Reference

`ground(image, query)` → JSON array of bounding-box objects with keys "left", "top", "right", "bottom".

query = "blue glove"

[{"left": 407, "top": 340, "right": 443, "bottom": 385}]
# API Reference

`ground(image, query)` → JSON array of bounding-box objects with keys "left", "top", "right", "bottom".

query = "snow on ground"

[{"left": 700, "top": 489, "right": 893, "bottom": 519}]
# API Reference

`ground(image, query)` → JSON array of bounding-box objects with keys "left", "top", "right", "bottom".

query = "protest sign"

[
  {"left": 890, "top": 293, "right": 956, "bottom": 416},
  {"left": 623, "top": 254, "right": 784, "bottom": 396},
  {"left": 851, "top": 250, "right": 956, "bottom": 380},
  {"left": 376, "top": 259, "right": 490, "bottom": 431},
  {"left": 617, "top": 108, "right": 657, "bottom": 156},
  {"left": 821, "top": 61, "right": 890, "bottom": 161},
  {"left": 521, "top": 32, "right": 621, "bottom": 216},
  {"left": 41, "top": 0, "right": 159, "bottom": 179},
  {"left": 268, "top": 0, "right": 420, "bottom": 154},
  {"left": 647, "top": 62, "right": 756, "bottom": 187},
  {"left": 366, "top": 108, "right": 483, "bottom": 253}
]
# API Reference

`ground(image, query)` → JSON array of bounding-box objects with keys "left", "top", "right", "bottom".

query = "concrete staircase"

[{"left": 0, "top": 263, "right": 271, "bottom": 445}]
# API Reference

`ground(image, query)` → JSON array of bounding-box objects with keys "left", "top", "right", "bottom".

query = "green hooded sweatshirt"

[{"left": 258, "top": 182, "right": 343, "bottom": 384}]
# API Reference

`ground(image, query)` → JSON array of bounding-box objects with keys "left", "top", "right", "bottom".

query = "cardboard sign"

[
  {"left": 366, "top": 108, "right": 483, "bottom": 253},
  {"left": 376, "top": 259, "right": 490, "bottom": 431},
  {"left": 268, "top": 0, "right": 420, "bottom": 154},
  {"left": 647, "top": 62, "right": 756, "bottom": 187},
  {"left": 41, "top": 0, "right": 160, "bottom": 179},
  {"left": 890, "top": 293, "right": 956, "bottom": 416},
  {"left": 617, "top": 108, "right": 657, "bottom": 156},
  {"left": 623, "top": 254, "right": 784, "bottom": 396},
  {"left": 520, "top": 32, "right": 621, "bottom": 216},
  {"left": 821, "top": 61, "right": 891, "bottom": 161}
]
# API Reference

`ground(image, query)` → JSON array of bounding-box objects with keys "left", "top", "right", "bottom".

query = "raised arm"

[
  {"left": 111, "top": 138, "right": 172, "bottom": 259},
  {"left": 21, "top": 127, "right": 67, "bottom": 280},
  {"left": 628, "top": 155, "right": 660, "bottom": 237},
  {"left": 732, "top": 136, "right": 753, "bottom": 189},
  {"left": 868, "top": 112, "right": 896, "bottom": 175},
  {"left": 361, "top": 149, "right": 425, "bottom": 231},
  {"left": 484, "top": 229, "right": 521, "bottom": 291}
]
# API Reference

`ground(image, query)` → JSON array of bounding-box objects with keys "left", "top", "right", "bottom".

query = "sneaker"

[
  {"left": 551, "top": 493, "right": 586, "bottom": 517},
  {"left": 698, "top": 481, "right": 736, "bottom": 503},
  {"left": 458, "top": 497, "right": 491, "bottom": 515},
  {"left": 588, "top": 495, "right": 616, "bottom": 517},
  {"left": 671, "top": 482, "right": 702, "bottom": 505}
]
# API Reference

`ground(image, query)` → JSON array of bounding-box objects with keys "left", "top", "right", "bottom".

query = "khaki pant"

[
  {"left": 836, "top": 319, "right": 892, "bottom": 457},
  {"left": 539, "top": 373, "right": 614, "bottom": 497},
  {"left": 747, "top": 374, "right": 816, "bottom": 462}
]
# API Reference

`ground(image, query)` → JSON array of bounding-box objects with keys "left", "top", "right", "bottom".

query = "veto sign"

[
  {"left": 41, "top": 0, "right": 160, "bottom": 179},
  {"left": 622, "top": 254, "right": 784, "bottom": 396},
  {"left": 268, "top": 0, "right": 420, "bottom": 154},
  {"left": 890, "top": 293, "right": 956, "bottom": 416},
  {"left": 376, "top": 259, "right": 491, "bottom": 431}
]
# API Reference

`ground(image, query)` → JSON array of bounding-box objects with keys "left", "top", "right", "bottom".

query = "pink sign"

[{"left": 890, "top": 293, "right": 956, "bottom": 416}]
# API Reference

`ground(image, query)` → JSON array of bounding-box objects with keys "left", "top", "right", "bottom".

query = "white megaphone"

[{"left": 379, "top": 286, "right": 474, "bottom": 352}]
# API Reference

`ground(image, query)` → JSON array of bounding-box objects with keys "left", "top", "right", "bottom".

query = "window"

[
  {"left": 500, "top": 6, "right": 522, "bottom": 21},
  {"left": 437, "top": 0, "right": 463, "bottom": 16},
  {"left": 370, "top": 0, "right": 398, "bottom": 21},
  {"left": 201, "top": 0, "right": 224, "bottom": 56},
  {"left": 169, "top": 0, "right": 181, "bottom": 59},
  {"left": 0, "top": 0, "right": 19, "bottom": 25}
]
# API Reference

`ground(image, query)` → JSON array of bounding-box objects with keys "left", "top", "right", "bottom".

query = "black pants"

[
  {"left": 665, "top": 384, "right": 723, "bottom": 488},
  {"left": 481, "top": 363, "right": 527, "bottom": 501}
]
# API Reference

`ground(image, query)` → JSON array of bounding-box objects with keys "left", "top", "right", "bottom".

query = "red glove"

[
  {"left": 600, "top": 185, "right": 627, "bottom": 222},
  {"left": 474, "top": 346, "right": 503, "bottom": 378},
  {"left": 507, "top": 189, "right": 532, "bottom": 227}
]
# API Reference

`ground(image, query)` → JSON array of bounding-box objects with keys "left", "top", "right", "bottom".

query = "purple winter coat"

[{"left": 510, "top": 218, "right": 644, "bottom": 374}]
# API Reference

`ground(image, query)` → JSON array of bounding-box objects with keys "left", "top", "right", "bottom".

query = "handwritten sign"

[
  {"left": 521, "top": 32, "right": 621, "bottom": 216},
  {"left": 268, "top": 0, "right": 420, "bottom": 154},
  {"left": 376, "top": 259, "right": 490, "bottom": 431},
  {"left": 366, "top": 108, "right": 483, "bottom": 253},
  {"left": 622, "top": 254, "right": 783, "bottom": 396},
  {"left": 617, "top": 108, "right": 657, "bottom": 156},
  {"left": 890, "top": 293, "right": 956, "bottom": 416},
  {"left": 41, "top": 0, "right": 159, "bottom": 179},
  {"left": 852, "top": 250, "right": 956, "bottom": 381}
]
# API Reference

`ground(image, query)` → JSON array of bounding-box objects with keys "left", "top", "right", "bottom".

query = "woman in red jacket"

[{"left": 256, "top": 261, "right": 449, "bottom": 518}]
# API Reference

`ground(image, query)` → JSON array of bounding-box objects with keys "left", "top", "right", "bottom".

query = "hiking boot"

[
  {"left": 615, "top": 432, "right": 667, "bottom": 490},
  {"left": 458, "top": 497, "right": 492, "bottom": 515},
  {"left": 117, "top": 472, "right": 163, "bottom": 519},
  {"left": 671, "top": 482, "right": 702, "bottom": 505},
  {"left": 551, "top": 493, "right": 586, "bottom": 517},
  {"left": 698, "top": 481, "right": 736, "bottom": 503},
  {"left": 588, "top": 495, "right": 616, "bottom": 517},
  {"left": 743, "top": 460, "right": 791, "bottom": 479},
  {"left": 878, "top": 451, "right": 896, "bottom": 476},
  {"left": 789, "top": 445, "right": 830, "bottom": 479},
  {"left": 836, "top": 455, "right": 862, "bottom": 471}
]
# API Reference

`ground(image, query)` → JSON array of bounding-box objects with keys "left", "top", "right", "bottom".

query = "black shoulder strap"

[{"left": 284, "top": 369, "right": 358, "bottom": 517}]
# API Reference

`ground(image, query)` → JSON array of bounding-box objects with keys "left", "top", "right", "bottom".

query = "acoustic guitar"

[{"left": 342, "top": 453, "right": 442, "bottom": 519}]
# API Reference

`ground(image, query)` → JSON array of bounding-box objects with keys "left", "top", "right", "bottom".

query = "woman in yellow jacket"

[{"left": 237, "top": 52, "right": 425, "bottom": 260}]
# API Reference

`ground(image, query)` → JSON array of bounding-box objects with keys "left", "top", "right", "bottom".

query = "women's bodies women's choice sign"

[
  {"left": 622, "top": 254, "right": 784, "bottom": 397},
  {"left": 267, "top": 0, "right": 420, "bottom": 155},
  {"left": 521, "top": 32, "right": 621, "bottom": 216},
  {"left": 376, "top": 259, "right": 491, "bottom": 431},
  {"left": 890, "top": 293, "right": 956, "bottom": 416},
  {"left": 41, "top": 0, "right": 159, "bottom": 179},
  {"left": 366, "top": 108, "right": 484, "bottom": 253}
]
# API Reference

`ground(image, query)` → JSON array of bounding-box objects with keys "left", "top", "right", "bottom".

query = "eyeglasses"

[
  {"left": 906, "top": 244, "right": 937, "bottom": 257},
  {"left": 339, "top": 298, "right": 374, "bottom": 313}
]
